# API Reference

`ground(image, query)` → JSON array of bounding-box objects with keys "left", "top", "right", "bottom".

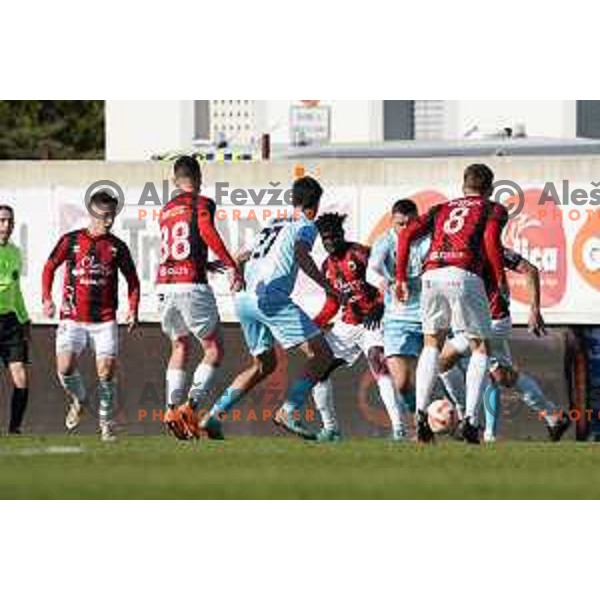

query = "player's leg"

[
  {"left": 452, "top": 272, "right": 493, "bottom": 444},
  {"left": 202, "top": 349, "right": 278, "bottom": 440},
  {"left": 183, "top": 285, "right": 223, "bottom": 408},
  {"left": 274, "top": 332, "right": 335, "bottom": 439},
  {"left": 7, "top": 362, "right": 28, "bottom": 434},
  {"left": 371, "top": 349, "right": 410, "bottom": 440},
  {"left": 313, "top": 322, "right": 361, "bottom": 441},
  {"left": 96, "top": 356, "right": 118, "bottom": 442},
  {"left": 382, "top": 322, "right": 422, "bottom": 440},
  {"left": 438, "top": 335, "right": 469, "bottom": 418},
  {"left": 200, "top": 291, "right": 277, "bottom": 439},
  {"left": 313, "top": 358, "right": 345, "bottom": 441},
  {"left": 55, "top": 320, "right": 87, "bottom": 431},
  {"left": 158, "top": 289, "right": 189, "bottom": 409},
  {"left": 481, "top": 328, "right": 512, "bottom": 443},
  {"left": 2, "top": 314, "right": 30, "bottom": 434},
  {"left": 166, "top": 335, "right": 190, "bottom": 408},
  {"left": 91, "top": 321, "right": 119, "bottom": 442},
  {"left": 415, "top": 272, "right": 451, "bottom": 442},
  {"left": 493, "top": 361, "right": 571, "bottom": 441}
]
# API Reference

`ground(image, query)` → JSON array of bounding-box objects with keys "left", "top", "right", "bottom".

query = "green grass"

[{"left": 1, "top": 434, "right": 600, "bottom": 499}]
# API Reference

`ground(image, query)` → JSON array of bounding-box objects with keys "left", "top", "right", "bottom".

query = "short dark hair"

[
  {"left": 464, "top": 163, "right": 495, "bottom": 196},
  {"left": 0, "top": 205, "right": 14, "bottom": 218},
  {"left": 292, "top": 176, "right": 323, "bottom": 210},
  {"left": 315, "top": 212, "right": 347, "bottom": 236},
  {"left": 391, "top": 198, "right": 418, "bottom": 217},
  {"left": 91, "top": 190, "right": 118, "bottom": 211},
  {"left": 174, "top": 155, "right": 202, "bottom": 189}
]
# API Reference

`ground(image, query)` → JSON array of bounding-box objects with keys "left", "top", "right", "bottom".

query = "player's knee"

[
  {"left": 203, "top": 342, "right": 223, "bottom": 367},
  {"left": 10, "top": 364, "right": 28, "bottom": 388},
  {"left": 490, "top": 366, "right": 509, "bottom": 387},
  {"left": 171, "top": 337, "right": 190, "bottom": 361},
  {"left": 494, "top": 366, "right": 517, "bottom": 387}
]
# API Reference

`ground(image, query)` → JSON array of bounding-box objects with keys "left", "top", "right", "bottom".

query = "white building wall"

[
  {"left": 106, "top": 100, "right": 192, "bottom": 161},
  {"left": 105, "top": 100, "right": 580, "bottom": 160},
  {"left": 256, "top": 100, "right": 382, "bottom": 145}
]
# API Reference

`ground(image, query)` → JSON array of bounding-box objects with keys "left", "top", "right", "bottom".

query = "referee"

[{"left": 0, "top": 205, "right": 30, "bottom": 434}]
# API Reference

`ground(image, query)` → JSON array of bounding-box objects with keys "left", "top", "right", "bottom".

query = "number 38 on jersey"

[{"left": 160, "top": 222, "right": 191, "bottom": 264}]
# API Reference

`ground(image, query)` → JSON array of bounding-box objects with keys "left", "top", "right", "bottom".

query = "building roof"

[{"left": 280, "top": 137, "right": 600, "bottom": 159}]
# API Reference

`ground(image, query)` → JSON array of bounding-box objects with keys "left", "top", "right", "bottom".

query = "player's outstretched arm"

[
  {"left": 366, "top": 239, "right": 388, "bottom": 291},
  {"left": 515, "top": 257, "right": 546, "bottom": 337},
  {"left": 197, "top": 203, "right": 243, "bottom": 291},
  {"left": 395, "top": 212, "right": 432, "bottom": 301},
  {"left": 42, "top": 234, "right": 69, "bottom": 318}
]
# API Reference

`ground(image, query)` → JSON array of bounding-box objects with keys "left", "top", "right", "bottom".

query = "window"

[
  {"left": 577, "top": 101, "right": 600, "bottom": 139},
  {"left": 193, "top": 100, "right": 210, "bottom": 141},
  {"left": 194, "top": 100, "right": 256, "bottom": 145},
  {"left": 383, "top": 100, "right": 446, "bottom": 141}
]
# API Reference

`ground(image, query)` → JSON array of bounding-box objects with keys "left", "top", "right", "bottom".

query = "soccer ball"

[{"left": 427, "top": 399, "right": 458, "bottom": 434}]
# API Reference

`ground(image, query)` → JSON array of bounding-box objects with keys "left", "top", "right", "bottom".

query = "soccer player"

[
  {"left": 200, "top": 176, "right": 337, "bottom": 440},
  {"left": 439, "top": 248, "right": 571, "bottom": 442},
  {"left": 310, "top": 212, "right": 406, "bottom": 442},
  {"left": 396, "top": 164, "right": 508, "bottom": 444},
  {"left": 157, "top": 156, "right": 243, "bottom": 440},
  {"left": 0, "top": 205, "right": 31, "bottom": 434},
  {"left": 367, "top": 199, "right": 430, "bottom": 435},
  {"left": 42, "top": 190, "right": 140, "bottom": 442}
]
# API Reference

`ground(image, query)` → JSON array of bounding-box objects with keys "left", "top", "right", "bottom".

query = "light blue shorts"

[
  {"left": 383, "top": 318, "right": 423, "bottom": 358},
  {"left": 235, "top": 291, "right": 319, "bottom": 356}
]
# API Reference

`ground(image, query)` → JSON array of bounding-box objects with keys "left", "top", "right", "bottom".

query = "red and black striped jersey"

[
  {"left": 42, "top": 229, "right": 140, "bottom": 323},
  {"left": 397, "top": 196, "right": 508, "bottom": 288},
  {"left": 156, "top": 193, "right": 236, "bottom": 285},
  {"left": 314, "top": 242, "right": 383, "bottom": 327},
  {"left": 485, "top": 247, "right": 524, "bottom": 320}
]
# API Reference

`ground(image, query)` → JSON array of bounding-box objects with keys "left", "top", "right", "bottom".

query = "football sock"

[
  {"left": 313, "top": 379, "right": 339, "bottom": 431},
  {"left": 9, "top": 387, "right": 28, "bottom": 432},
  {"left": 483, "top": 382, "right": 501, "bottom": 438},
  {"left": 403, "top": 387, "right": 416, "bottom": 414},
  {"left": 416, "top": 346, "right": 440, "bottom": 413},
  {"left": 58, "top": 371, "right": 86, "bottom": 404},
  {"left": 515, "top": 373, "right": 558, "bottom": 425},
  {"left": 189, "top": 363, "right": 218, "bottom": 407},
  {"left": 98, "top": 379, "right": 116, "bottom": 424},
  {"left": 465, "top": 352, "right": 490, "bottom": 424},
  {"left": 282, "top": 377, "right": 314, "bottom": 416},
  {"left": 439, "top": 366, "right": 466, "bottom": 416},
  {"left": 166, "top": 368, "right": 186, "bottom": 408},
  {"left": 209, "top": 387, "right": 244, "bottom": 418},
  {"left": 376, "top": 374, "right": 405, "bottom": 435}
]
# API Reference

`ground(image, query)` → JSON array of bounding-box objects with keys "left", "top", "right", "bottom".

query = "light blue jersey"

[
  {"left": 369, "top": 228, "right": 429, "bottom": 359},
  {"left": 369, "top": 229, "right": 430, "bottom": 323},
  {"left": 244, "top": 213, "right": 317, "bottom": 297},
  {"left": 236, "top": 212, "right": 319, "bottom": 356}
]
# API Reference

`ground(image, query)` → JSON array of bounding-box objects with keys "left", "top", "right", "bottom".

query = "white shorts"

[
  {"left": 450, "top": 317, "right": 513, "bottom": 370},
  {"left": 325, "top": 321, "right": 384, "bottom": 366},
  {"left": 421, "top": 267, "right": 492, "bottom": 338},
  {"left": 157, "top": 284, "right": 220, "bottom": 341},
  {"left": 56, "top": 320, "right": 118, "bottom": 358}
]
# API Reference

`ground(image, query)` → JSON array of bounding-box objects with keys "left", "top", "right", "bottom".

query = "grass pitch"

[{"left": 1, "top": 434, "right": 599, "bottom": 499}]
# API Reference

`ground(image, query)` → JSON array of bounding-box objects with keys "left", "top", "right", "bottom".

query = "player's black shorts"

[{"left": 0, "top": 313, "right": 29, "bottom": 366}]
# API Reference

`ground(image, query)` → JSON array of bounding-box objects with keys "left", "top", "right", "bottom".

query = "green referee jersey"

[{"left": 0, "top": 241, "right": 29, "bottom": 324}]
